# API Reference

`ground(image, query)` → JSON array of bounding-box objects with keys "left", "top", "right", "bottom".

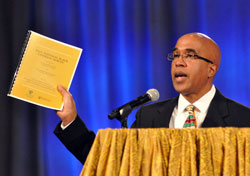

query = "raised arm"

[{"left": 54, "top": 85, "right": 96, "bottom": 164}]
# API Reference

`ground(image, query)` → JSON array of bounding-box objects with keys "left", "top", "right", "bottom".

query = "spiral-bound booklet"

[{"left": 8, "top": 30, "right": 82, "bottom": 110}]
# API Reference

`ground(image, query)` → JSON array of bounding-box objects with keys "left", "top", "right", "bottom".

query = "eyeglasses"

[{"left": 167, "top": 53, "right": 214, "bottom": 64}]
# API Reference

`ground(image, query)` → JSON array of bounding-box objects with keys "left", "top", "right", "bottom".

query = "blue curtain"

[{"left": 1, "top": 0, "right": 250, "bottom": 175}]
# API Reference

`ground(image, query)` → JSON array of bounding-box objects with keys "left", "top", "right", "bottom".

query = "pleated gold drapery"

[{"left": 81, "top": 128, "right": 250, "bottom": 176}]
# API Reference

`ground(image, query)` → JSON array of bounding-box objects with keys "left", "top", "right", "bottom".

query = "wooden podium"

[{"left": 80, "top": 128, "right": 250, "bottom": 176}]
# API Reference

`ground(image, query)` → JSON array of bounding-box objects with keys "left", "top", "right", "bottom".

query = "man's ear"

[{"left": 208, "top": 64, "right": 218, "bottom": 78}]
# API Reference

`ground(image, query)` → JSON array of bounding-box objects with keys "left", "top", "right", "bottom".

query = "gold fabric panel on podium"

[{"left": 81, "top": 128, "right": 250, "bottom": 176}]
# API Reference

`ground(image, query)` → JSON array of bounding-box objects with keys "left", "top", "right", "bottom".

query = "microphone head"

[{"left": 146, "top": 89, "right": 160, "bottom": 102}]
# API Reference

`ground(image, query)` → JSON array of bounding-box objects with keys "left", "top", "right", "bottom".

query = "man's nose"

[{"left": 174, "top": 55, "right": 187, "bottom": 66}]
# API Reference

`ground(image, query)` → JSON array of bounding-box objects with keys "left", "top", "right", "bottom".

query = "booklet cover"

[{"left": 8, "top": 30, "right": 82, "bottom": 110}]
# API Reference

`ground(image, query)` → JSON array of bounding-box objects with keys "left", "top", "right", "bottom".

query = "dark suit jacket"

[
  {"left": 54, "top": 89, "right": 250, "bottom": 164},
  {"left": 131, "top": 89, "right": 250, "bottom": 128}
]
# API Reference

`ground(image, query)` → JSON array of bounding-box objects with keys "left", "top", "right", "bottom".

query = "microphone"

[{"left": 108, "top": 89, "right": 160, "bottom": 120}]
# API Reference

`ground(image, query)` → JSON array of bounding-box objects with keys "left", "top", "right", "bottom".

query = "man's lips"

[{"left": 174, "top": 71, "right": 188, "bottom": 82}]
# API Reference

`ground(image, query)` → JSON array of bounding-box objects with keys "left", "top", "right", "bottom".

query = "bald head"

[
  {"left": 176, "top": 33, "right": 221, "bottom": 67},
  {"left": 171, "top": 33, "right": 221, "bottom": 102}
]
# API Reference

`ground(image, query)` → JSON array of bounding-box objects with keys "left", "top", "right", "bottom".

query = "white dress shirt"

[
  {"left": 169, "top": 85, "right": 216, "bottom": 128},
  {"left": 61, "top": 120, "right": 74, "bottom": 130}
]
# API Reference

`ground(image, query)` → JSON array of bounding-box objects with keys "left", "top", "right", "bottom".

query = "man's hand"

[{"left": 56, "top": 85, "right": 77, "bottom": 126}]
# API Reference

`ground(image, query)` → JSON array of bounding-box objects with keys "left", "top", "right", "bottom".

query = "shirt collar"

[{"left": 177, "top": 85, "right": 216, "bottom": 114}]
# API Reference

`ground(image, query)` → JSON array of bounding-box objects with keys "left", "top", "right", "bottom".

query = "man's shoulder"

[
  {"left": 225, "top": 96, "right": 250, "bottom": 113},
  {"left": 215, "top": 89, "right": 250, "bottom": 112},
  {"left": 213, "top": 89, "right": 250, "bottom": 126}
]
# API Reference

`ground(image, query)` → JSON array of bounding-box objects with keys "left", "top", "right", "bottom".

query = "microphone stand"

[{"left": 119, "top": 104, "right": 132, "bottom": 128}]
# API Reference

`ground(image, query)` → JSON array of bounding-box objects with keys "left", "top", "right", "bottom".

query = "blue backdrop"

[{"left": 1, "top": 0, "right": 250, "bottom": 175}]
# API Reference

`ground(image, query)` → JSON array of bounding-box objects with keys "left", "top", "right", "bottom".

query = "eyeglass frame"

[{"left": 167, "top": 48, "right": 214, "bottom": 64}]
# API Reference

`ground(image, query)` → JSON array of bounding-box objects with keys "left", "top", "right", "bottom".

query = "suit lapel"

[
  {"left": 154, "top": 96, "right": 178, "bottom": 127},
  {"left": 202, "top": 89, "right": 229, "bottom": 127}
]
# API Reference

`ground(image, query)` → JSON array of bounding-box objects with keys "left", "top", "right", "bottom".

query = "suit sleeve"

[{"left": 54, "top": 115, "right": 95, "bottom": 165}]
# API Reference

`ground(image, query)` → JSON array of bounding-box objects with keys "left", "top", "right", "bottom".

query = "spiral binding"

[{"left": 8, "top": 30, "right": 32, "bottom": 95}]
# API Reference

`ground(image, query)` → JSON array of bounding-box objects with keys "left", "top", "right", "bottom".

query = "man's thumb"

[{"left": 57, "top": 85, "right": 67, "bottom": 96}]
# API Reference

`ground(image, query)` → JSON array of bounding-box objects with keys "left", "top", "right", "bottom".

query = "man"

[{"left": 54, "top": 33, "right": 250, "bottom": 164}]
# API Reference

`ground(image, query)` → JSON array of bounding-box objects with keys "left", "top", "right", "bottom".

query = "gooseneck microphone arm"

[
  {"left": 108, "top": 93, "right": 150, "bottom": 120},
  {"left": 108, "top": 89, "right": 160, "bottom": 128}
]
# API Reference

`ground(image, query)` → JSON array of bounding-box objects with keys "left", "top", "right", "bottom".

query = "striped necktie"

[{"left": 183, "top": 105, "right": 197, "bottom": 128}]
